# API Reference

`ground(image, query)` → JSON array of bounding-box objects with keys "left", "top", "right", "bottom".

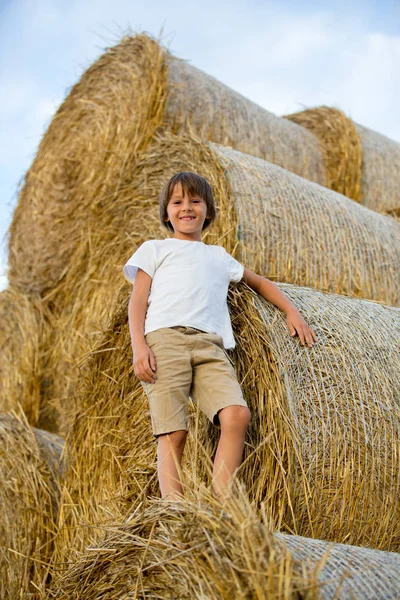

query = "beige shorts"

[{"left": 140, "top": 326, "right": 248, "bottom": 438}]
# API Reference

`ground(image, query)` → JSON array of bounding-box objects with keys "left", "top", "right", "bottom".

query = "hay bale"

[
  {"left": 52, "top": 280, "right": 400, "bottom": 567},
  {"left": 7, "top": 32, "right": 325, "bottom": 297},
  {"left": 0, "top": 287, "right": 57, "bottom": 431},
  {"left": 131, "top": 134, "right": 400, "bottom": 306},
  {"left": 47, "top": 480, "right": 400, "bottom": 599},
  {"left": 18, "top": 130, "right": 400, "bottom": 438},
  {"left": 47, "top": 478, "right": 323, "bottom": 599},
  {"left": 285, "top": 106, "right": 400, "bottom": 216},
  {"left": 0, "top": 412, "right": 64, "bottom": 599},
  {"left": 277, "top": 532, "right": 400, "bottom": 600}
]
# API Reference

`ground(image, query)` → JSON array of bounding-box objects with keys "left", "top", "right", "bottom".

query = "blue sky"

[{"left": 1, "top": 0, "right": 399, "bottom": 291}]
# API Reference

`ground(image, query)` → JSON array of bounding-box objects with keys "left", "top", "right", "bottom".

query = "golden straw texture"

[
  {"left": 47, "top": 476, "right": 323, "bottom": 599},
  {"left": 131, "top": 134, "right": 400, "bottom": 306},
  {"left": 47, "top": 476, "right": 400, "bottom": 599},
  {"left": 235, "top": 283, "right": 400, "bottom": 550},
  {"left": 7, "top": 32, "right": 325, "bottom": 297},
  {"left": 211, "top": 142, "right": 400, "bottom": 305},
  {"left": 0, "top": 287, "right": 57, "bottom": 430},
  {"left": 356, "top": 123, "right": 400, "bottom": 217},
  {"left": 276, "top": 532, "right": 400, "bottom": 600},
  {"left": 285, "top": 106, "right": 400, "bottom": 216},
  {"left": 23, "top": 131, "right": 400, "bottom": 435},
  {"left": 0, "top": 412, "right": 64, "bottom": 599},
  {"left": 285, "top": 106, "right": 363, "bottom": 202},
  {"left": 51, "top": 279, "right": 400, "bottom": 572}
]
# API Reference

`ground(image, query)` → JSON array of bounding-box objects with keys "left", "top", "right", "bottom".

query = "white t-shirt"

[{"left": 123, "top": 238, "right": 244, "bottom": 349}]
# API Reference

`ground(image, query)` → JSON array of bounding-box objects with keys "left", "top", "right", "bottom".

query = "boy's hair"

[{"left": 159, "top": 171, "right": 216, "bottom": 233}]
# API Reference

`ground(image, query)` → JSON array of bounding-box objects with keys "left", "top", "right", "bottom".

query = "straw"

[
  {"left": 7, "top": 32, "right": 325, "bottom": 298},
  {"left": 51, "top": 279, "right": 400, "bottom": 571},
  {"left": 0, "top": 287, "right": 57, "bottom": 431},
  {"left": 19, "top": 130, "right": 400, "bottom": 438},
  {"left": 285, "top": 106, "right": 400, "bottom": 217},
  {"left": 47, "top": 473, "right": 323, "bottom": 599},
  {"left": 47, "top": 473, "right": 400, "bottom": 599},
  {"left": 0, "top": 411, "right": 64, "bottom": 599}
]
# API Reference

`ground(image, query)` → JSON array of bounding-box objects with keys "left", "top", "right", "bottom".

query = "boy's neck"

[{"left": 172, "top": 234, "right": 203, "bottom": 242}]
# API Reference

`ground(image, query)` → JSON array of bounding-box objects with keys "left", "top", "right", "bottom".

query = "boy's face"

[{"left": 165, "top": 182, "right": 208, "bottom": 239}]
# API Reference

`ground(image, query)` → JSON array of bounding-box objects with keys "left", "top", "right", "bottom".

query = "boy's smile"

[{"left": 166, "top": 182, "right": 209, "bottom": 241}]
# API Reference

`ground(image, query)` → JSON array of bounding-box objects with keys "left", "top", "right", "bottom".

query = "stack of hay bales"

[
  {"left": 0, "top": 412, "right": 64, "bottom": 599},
  {"left": 286, "top": 106, "right": 400, "bottom": 218},
  {"left": 5, "top": 34, "right": 326, "bottom": 433},
  {"left": 50, "top": 279, "right": 400, "bottom": 570},
  {"left": 2, "top": 32, "right": 400, "bottom": 597},
  {"left": 6, "top": 34, "right": 400, "bottom": 433},
  {"left": 7, "top": 131, "right": 400, "bottom": 437}
]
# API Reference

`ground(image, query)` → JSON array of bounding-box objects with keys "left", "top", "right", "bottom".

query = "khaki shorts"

[{"left": 141, "top": 326, "right": 248, "bottom": 438}]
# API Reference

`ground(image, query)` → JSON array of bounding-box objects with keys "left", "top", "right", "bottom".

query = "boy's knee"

[
  {"left": 219, "top": 406, "right": 251, "bottom": 430},
  {"left": 158, "top": 429, "right": 187, "bottom": 448}
]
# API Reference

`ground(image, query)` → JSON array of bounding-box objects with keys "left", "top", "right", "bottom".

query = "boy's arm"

[
  {"left": 241, "top": 268, "right": 318, "bottom": 348},
  {"left": 128, "top": 268, "right": 152, "bottom": 350}
]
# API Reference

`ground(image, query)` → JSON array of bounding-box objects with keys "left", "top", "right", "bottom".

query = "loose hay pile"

[
  {"left": 47, "top": 478, "right": 400, "bottom": 600},
  {"left": 286, "top": 106, "right": 400, "bottom": 217},
  {"left": 47, "top": 478, "right": 323, "bottom": 599},
  {"left": 0, "top": 287, "right": 57, "bottom": 430},
  {"left": 0, "top": 412, "right": 64, "bottom": 599},
  {"left": 51, "top": 279, "right": 400, "bottom": 571}
]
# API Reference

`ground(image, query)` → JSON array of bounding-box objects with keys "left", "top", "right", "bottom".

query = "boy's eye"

[{"left": 173, "top": 199, "right": 201, "bottom": 203}]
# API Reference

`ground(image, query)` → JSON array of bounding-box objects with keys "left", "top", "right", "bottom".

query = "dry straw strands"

[
  {"left": 286, "top": 106, "right": 400, "bottom": 217},
  {"left": 51, "top": 279, "right": 400, "bottom": 571},
  {"left": 47, "top": 478, "right": 400, "bottom": 600},
  {"left": 234, "top": 282, "right": 400, "bottom": 551},
  {"left": 276, "top": 532, "right": 400, "bottom": 600},
  {"left": 7, "top": 32, "right": 325, "bottom": 297},
  {"left": 0, "top": 412, "right": 64, "bottom": 599},
  {"left": 0, "top": 287, "right": 57, "bottom": 430},
  {"left": 133, "top": 134, "right": 400, "bottom": 306},
  {"left": 47, "top": 477, "right": 324, "bottom": 600},
  {"left": 8, "top": 129, "right": 400, "bottom": 436}
]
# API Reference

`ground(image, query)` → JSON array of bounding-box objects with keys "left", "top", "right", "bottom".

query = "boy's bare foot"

[{"left": 161, "top": 490, "right": 185, "bottom": 503}]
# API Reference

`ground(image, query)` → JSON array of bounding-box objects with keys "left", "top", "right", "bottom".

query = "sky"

[{"left": 1, "top": 0, "right": 399, "bottom": 291}]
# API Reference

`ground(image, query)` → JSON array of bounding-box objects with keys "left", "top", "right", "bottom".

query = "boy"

[{"left": 123, "top": 172, "right": 317, "bottom": 502}]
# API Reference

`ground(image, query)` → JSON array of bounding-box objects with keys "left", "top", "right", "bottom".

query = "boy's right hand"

[{"left": 133, "top": 341, "right": 157, "bottom": 384}]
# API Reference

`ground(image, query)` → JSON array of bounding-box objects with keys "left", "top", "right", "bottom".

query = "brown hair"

[{"left": 159, "top": 171, "right": 216, "bottom": 233}]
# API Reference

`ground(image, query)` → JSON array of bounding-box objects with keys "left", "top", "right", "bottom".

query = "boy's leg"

[
  {"left": 157, "top": 429, "right": 188, "bottom": 499},
  {"left": 189, "top": 331, "right": 251, "bottom": 502},
  {"left": 212, "top": 405, "right": 251, "bottom": 502}
]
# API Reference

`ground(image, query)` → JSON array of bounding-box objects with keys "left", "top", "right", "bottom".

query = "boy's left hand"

[{"left": 286, "top": 308, "right": 318, "bottom": 347}]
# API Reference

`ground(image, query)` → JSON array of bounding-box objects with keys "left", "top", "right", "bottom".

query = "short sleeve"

[
  {"left": 122, "top": 241, "right": 157, "bottom": 284},
  {"left": 224, "top": 249, "right": 244, "bottom": 283}
]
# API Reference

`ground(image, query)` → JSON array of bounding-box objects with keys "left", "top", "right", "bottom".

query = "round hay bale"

[
  {"left": 47, "top": 480, "right": 400, "bottom": 599},
  {"left": 7, "top": 32, "right": 325, "bottom": 297},
  {"left": 0, "top": 411, "right": 64, "bottom": 599},
  {"left": 285, "top": 106, "right": 400, "bottom": 216},
  {"left": 130, "top": 133, "right": 400, "bottom": 306},
  {"left": 276, "top": 532, "right": 400, "bottom": 600},
  {"left": 47, "top": 478, "right": 324, "bottom": 599},
  {"left": 25, "top": 131, "right": 400, "bottom": 437},
  {"left": 52, "top": 280, "right": 400, "bottom": 567},
  {"left": 0, "top": 287, "right": 57, "bottom": 431}
]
